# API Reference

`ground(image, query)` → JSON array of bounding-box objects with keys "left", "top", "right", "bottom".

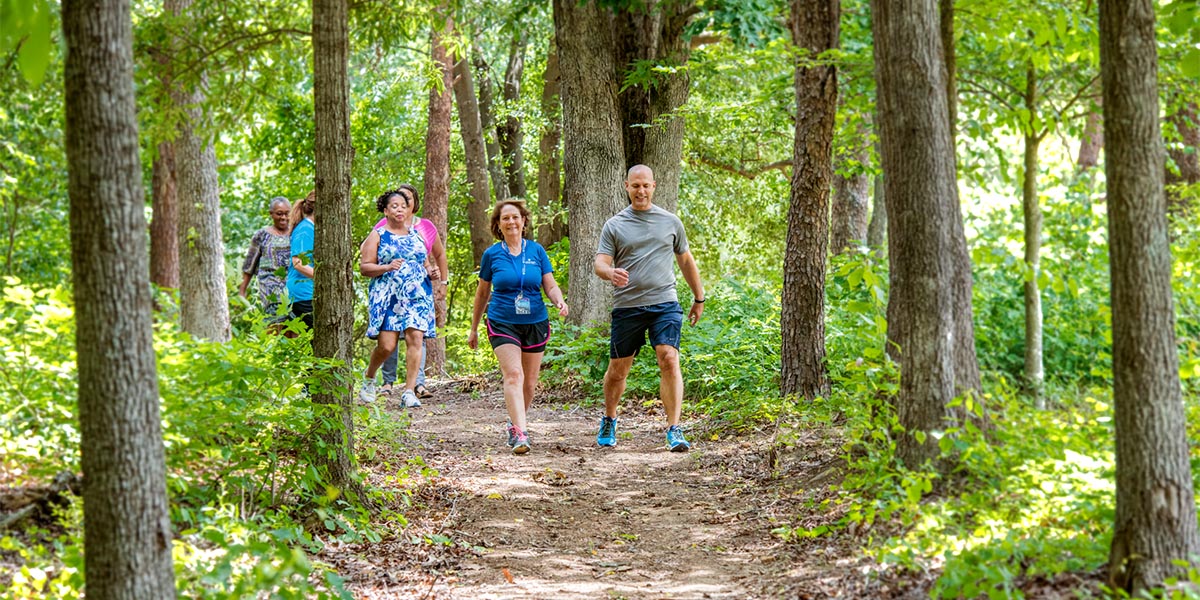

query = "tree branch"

[{"left": 691, "top": 155, "right": 791, "bottom": 179}]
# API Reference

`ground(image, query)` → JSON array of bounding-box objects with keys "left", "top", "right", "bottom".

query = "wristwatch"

[
  {"left": 694, "top": 298, "right": 705, "bottom": 303},
  {"left": 440, "top": 280, "right": 450, "bottom": 286}
]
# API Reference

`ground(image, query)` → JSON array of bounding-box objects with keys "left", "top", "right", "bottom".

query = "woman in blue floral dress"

[{"left": 358, "top": 189, "right": 436, "bottom": 408}]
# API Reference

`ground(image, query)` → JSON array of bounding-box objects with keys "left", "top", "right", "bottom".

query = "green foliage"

[
  {"left": 0, "top": 0, "right": 55, "bottom": 86},
  {"left": 0, "top": 278, "right": 420, "bottom": 599}
]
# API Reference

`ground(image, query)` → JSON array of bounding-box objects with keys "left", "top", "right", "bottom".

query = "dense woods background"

[{"left": 1, "top": 0, "right": 1199, "bottom": 597}]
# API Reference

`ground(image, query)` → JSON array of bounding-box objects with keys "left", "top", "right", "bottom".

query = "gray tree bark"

[
  {"left": 614, "top": 3, "right": 693, "bottom": 214},
  {"left": 150, "top": 141, "right": 179, "bottom": 289},
  {"left": 61, "top": 0, "right": 176, "bottom": 597},
  {"left": 452, "top": 56, "right": 495, "bottom": 266},
  {"left": 1101, "top": 0, "right": 1200, "bottom": 590},
  {"left": 1022, "top": 64, "right": 1046, "bottom": 406},
  {"left": 554, "top": 0, "right": 627, "bottom": 325},
  {"left": 867, "top": 132, "right": 887, "bottom": 251},
  {"left": 1166, "top": 101, "right": 1199, "bottom": 216},
  {"left": 167, "top": 0, "right": 229, "bottom": 342},
  {"left": 500, "top": 33, "right": 528, "bottom": 199},
  {"left": 873, "top": 0, "right": 958, "bottom": 469},
  {"left": 830, "top": 135, "right": 870, "bottom": 255},
  {"left": 1077, "top": 97, "right": 1104, "bottom": 171},
  {"left": 312, "top": 0, "right": 365, "bottom": 502},
  {"left": 423, "top": 13, "right": 453, "bottom": 374},
  {"left": 473, "top": 51, "right": 508, "bottom": 202},
  {"left": 537, "top": 41, "right": 565, "bottom": 246},
  {"left": 939, "top": 0, "right": 982, "bottom": 399},
  {"left": 781, "top": 0, "right": 838, "bottom": 400}
]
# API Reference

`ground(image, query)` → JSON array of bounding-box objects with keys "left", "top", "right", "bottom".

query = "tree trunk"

[
  {"left": 1077, "top": 97, "right": 1104, "bottom": 171},
  {"left": 614, "top": 4, "right": 693, "bottom": 214},
  {"left": 873, "top": 0, "right": 957, "bottom": 469},
  {"left": 312, "top": 0, "right": 364, "bottom": 503},
  {"left": 473, "top": 51, "right": 508, "bottom": 202},
  {"left": 61, "top": 1, "right": 176, "bottom": 597},
  {"left": 168, "top": 0, "right": 229, "bottom": 342},
  {"left": 537, "top": 41, "right": 565, "bottom": 246},
  {"left": 149, "top": 141, "right": 179, "bottom": 288},
  {"left": 423, "top": 12, "right": 453, "bottom": 375},
  {"left": 554, "top": 0, "right": 627, "bottom": 325},
  {"left": 940, "top": 0, "right": 982, "bottom": 400},
  {"left": 830, "top": 134, "right": 870, "bottom": 255},
  {"left": 867, "top": 133, "right": 887, "bottom": 251},
  {"left": 452, "top": 56, "right": 494, "bottom": 266},
  {"left": 500, "top": 32, "right": 527, "bottom": 199},
  {"left": 781, "top": 0, "right": 838, "bottom": 400},
  {"left": 1101, "top": 0, "right": 1200, "bottom": 590},
  {"left": 1166, "top": 101, "right": 1199, "bottom": 216},
  {"left": 1022, "top": 64, "right": 1045, "bottom": 406}
]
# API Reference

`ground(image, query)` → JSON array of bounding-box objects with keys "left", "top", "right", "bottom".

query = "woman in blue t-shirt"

[{"left": 468, "top": 200, "right": 568, "bottom": 455}]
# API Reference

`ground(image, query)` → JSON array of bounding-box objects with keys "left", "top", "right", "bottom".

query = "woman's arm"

[
  {"left": 359, "top": 230, "right": 401, "bottom": 277},
  {"left": 542, "top": 273, "right": 569, "bottom": 318},
  {"left": 466, "top": 278, "right": 492, "bottom": 350},
  {"left": 431, "top": 238, "right": 449, "bottom": 300}
]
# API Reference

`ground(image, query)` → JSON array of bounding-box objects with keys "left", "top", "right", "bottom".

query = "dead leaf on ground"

[
  {"left": 502, "top": 567, "right": 514, "bottom": 584},
  {"left": 532, "top": 469, "right": 573, "bottom": 486}
]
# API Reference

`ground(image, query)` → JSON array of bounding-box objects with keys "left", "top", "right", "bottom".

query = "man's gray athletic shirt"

[{"left": 597, "top": 205, "right": 690, "bottom": 309}]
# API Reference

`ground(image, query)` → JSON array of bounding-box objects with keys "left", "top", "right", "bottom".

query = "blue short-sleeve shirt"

[
  {"left": 480, "top": 239, "right": 553, "bottom": 324},
  {"left": 287, "top": 218, "right": 314, "bottom": 302}
]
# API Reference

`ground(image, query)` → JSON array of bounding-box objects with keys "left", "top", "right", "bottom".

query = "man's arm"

[
  {"left": 676, "top": 251, "right": 704, "bottom": 325},
  {"left": 594, "top": 253, "right": 629, "bottom": 287}
]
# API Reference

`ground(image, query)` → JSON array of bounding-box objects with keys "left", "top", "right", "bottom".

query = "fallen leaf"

[{"left": 502, "top": 567, "right": 514, "bottom": 584}]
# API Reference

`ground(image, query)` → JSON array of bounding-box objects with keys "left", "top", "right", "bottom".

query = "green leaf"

[
  {"left": 17, "top": 5, "right": 51, "bottom": 86},
  {"left": 1181, "top": 48, "right": 1200, "bottom": 79}
]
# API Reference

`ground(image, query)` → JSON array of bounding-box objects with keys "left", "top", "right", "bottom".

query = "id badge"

[{"left": 514, "top": 294, "right": 531, "bottom": 315}]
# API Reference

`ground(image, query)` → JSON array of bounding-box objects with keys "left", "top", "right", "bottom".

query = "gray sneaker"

[
  {"left": 401, "top": 390, "right": 421, "bottom": 408},
  {"left": 359, "top": 378, "right": 378, "bottom": 404}
]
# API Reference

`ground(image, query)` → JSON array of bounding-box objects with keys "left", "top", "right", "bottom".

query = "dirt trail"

[{"left": 325, "top": 379, "right": 901, "bottom": 599}]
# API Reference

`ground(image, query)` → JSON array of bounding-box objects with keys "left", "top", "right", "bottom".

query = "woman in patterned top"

[
  {"left": 238, "top": 196, "right": 292, "bottom": 320},
  {"left": 358, "top": 189, "right": 436, "bottom": 408}
]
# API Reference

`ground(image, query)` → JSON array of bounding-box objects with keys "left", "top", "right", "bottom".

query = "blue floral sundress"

[{"left": 367, "top": 228, "right": 436, "bottom": 340}]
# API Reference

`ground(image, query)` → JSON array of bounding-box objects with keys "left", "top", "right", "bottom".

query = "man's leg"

[
  {"left": 603, "top": 357, "right": 635, "bottom": 418},
  {"left": 416, "top": 342, "right": 428, "bottom": 388},
  {"left": 381, "top": 346, "right": 399, "bottom": 387},
  {"left": 654, "top": 345, "right": 684, "bottom": 426}
]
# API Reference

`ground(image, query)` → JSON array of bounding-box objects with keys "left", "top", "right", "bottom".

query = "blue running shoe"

[
  {"left": 596, "top": 416, "right": 618, "bottom": 447},
  {"left": 666, "top": 425, "right": 690, "bottom": 452},
  {"left": 511, "top": 425, "right": 530, "bottom": 455},
  {"left": 506, "top": 422, "right": 517, "bottom": 448}
]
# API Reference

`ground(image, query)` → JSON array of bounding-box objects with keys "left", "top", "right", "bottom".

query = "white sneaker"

[
  {"left": 359, "top": 378, "right": 378, "bottom": 404},
  {"left": 401, "top": 390, "right": 421, "bottom": 408}
]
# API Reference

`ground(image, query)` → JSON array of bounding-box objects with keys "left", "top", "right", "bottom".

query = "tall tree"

[
  {"left": 537, "top": 40, "right": 565, "bottom": 246},
  {"left": 423, "top": 12, "right": 454, "bottom": 375},
  {"left": 452, "top": 54, "right": 494, "bottom": 265},
  {"left": 781, "top": 0, "right": 838, "bottom": 399},
  {"left": 473, "top": 50, "right": 509, "bottom": 201},
  {"left": 867, "top": 132, "right": 887, "bottom": 251},
  {"left": 873, "top": 0, "right": 958, "bottom": 468},
  {"left": 830, "top": 127, "right": 870, "bottom": 255},
  {"left": 499, "top": 32, "right": 528, "bottom": 199},
  {"left": 1020, "top": 61, "right": 1048, "bottom": 405},
  {"left": 1165, "top": 101, "right": 1199, "bottom": 215},
  {"left": 1101, "top": 0, "right": 1200, "bottom": 589},
  {"left": 1076, "top": 96, "right": 1103, "bottom": 171},
  {"left": 311, "top": 0, "right": 363, "bottom": 500},
  {"left": 167, "top": 0, "right": 230, "bottom": 342},
  {"left": 554, "top": 0, "right": 626, "bottom": 325},
  {"left": 61, "top": 0, "right": 176, "bottom": 596},
  {"left": 938, "top": 0, "right": 982, "bottom": 399},
  {"left": 149, "top": 141, "right": 179, "bottom": 288},
  {"left": 613, "top": 2, "right": 694, "bottom": 214}
]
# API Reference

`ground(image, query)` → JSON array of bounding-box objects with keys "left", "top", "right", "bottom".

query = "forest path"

[{"left": 328, "top": 378, "right": 893, "bottom": 599}]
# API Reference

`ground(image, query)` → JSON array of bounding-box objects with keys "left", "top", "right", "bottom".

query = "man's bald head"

[{"left": 626, "top": 164, "right": 654, "bottom": 181}]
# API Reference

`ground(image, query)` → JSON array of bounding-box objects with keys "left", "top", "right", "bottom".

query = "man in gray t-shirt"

[{"left": 593, "top": 164, "right": 705, "bottom": 452}]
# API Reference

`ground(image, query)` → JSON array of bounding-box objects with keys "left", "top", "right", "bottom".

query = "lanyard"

[{"left": 505, "top": 240, "right": 527, "bottom": 294}]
